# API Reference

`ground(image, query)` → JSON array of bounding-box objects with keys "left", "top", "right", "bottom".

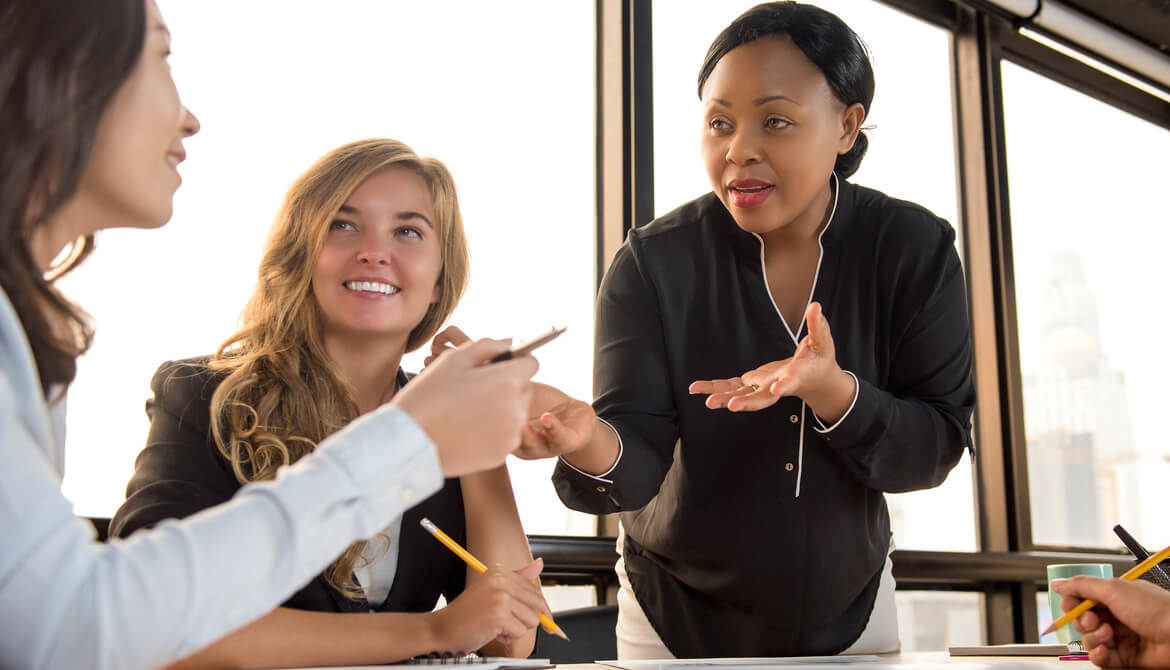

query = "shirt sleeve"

[
  {"left": 552, "top": 236, "right": 679, "bottom": 513},
  {"left": 816, "top": 220, "right": 975, "bottom": 493},
  {"left": 0, "top": 369, "right": 442, "bottom": 670}
]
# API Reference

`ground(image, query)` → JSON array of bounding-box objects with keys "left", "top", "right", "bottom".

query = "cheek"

[
  {"left": 700, "top": 140, "right": 725, "bottom": 183},
  {"left": 312, "top": 247, "right": 345, "bottom": 286}
]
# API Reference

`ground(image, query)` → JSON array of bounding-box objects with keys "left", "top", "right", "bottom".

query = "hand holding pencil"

[
  {"left": 1050, "top": 549, "right": 1170, "bottom": 668},
  {"left": 422, "top": 518, "right": 569, "bottom": 642}
]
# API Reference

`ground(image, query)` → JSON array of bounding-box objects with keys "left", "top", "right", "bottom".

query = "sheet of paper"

[
  {"left": 597, "top": 656, "right": 882, "bottom": 670},
  {"left": 287, "top": 658, "right": 551, "bottom": 670}
]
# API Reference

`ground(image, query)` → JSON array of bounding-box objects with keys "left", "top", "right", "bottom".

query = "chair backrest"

[{"left": 532, "top": 604, "right": 617, "bottom": 663}]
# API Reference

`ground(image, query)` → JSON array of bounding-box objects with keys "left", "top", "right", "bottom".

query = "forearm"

[
  {"left": 461, "top": 465, "right": 532, "bottom": 570},
  {"left": 461, "top": 465, "right": 537, "bottom": 657},
  {"left": 559, "top": 419, "right": 621, "bottom": 476},
  {"left": 822, "top": 378, "right": 969, "bottom": 492},
  {"left": 163, "top": 608, "right": 439, "bottom": 670}
]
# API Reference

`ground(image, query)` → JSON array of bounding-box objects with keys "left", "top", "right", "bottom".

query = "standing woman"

[
  {"left": 512, "top": 1, "right": 974, "bottom": 658},
  {"left": 0, "top": 2, "right": 538, "bottom": 669},
  {"left": 111, "top": 139, "right": 547, "bottom": 669}
]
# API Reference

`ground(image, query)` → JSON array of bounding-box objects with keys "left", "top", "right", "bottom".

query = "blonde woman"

[{"left": 111, "top": 139, "right": 548, "bottom": 669}]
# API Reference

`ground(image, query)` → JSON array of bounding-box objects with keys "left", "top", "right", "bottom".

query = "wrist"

[
  {"left": 803, "top": 367, "right": 855, "bottom": 423},
  {"left": 561, "top": 418, "right": 618, "bottom": 475},
  {"left": 413, "top": 611, "right": 444, "bottom": 657}
]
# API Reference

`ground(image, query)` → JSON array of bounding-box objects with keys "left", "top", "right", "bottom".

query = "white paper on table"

[{"left": 597, "top": 656, "right": 883, "bottom": 670}]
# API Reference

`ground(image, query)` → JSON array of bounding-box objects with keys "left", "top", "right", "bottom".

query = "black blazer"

[{"left": 111, "top": 357, "right": 467, "bottom": 613}]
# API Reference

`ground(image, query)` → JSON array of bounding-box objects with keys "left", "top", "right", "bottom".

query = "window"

[
  {"left": 897, "top": 591, "right": 984, "bottom": 651},
  {"left": 652, "top": 0, "right": 975, "bottom": 551},
  {"left": 58, "top": 1, "right": 597, "bottom": 543},
  {"left": 1002, "top": 60, "right": 1170, "bottom": 549}
]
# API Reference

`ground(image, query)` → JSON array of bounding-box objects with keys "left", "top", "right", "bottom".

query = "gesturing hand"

[
  {"left": 689, "top": 302, "right": 849, "bottom": 414},
  {"left": 391, "top": 338, "right": 536, "bottom": 478},
  {"left": 513, "top": 382, "right": 597, "bottom": 460}
]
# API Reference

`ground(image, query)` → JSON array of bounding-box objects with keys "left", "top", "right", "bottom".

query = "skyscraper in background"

[{"left": 1023, "top": 251, "right": 1140, "bottom": 548}]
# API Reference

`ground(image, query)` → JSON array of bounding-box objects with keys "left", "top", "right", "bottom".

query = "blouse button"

[
  {"left": 785, "top": 463, "right": 794, "bottom": 472},
  {"left": 596, "top": 485, "right": 607, "bottom": 493},
  {"left": 789, "top": 414, "right": 799, "bottom": 423}
]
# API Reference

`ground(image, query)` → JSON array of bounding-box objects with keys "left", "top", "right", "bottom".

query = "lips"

[
  {"left": 727, "top": 178, "right": 774, "bottom": 209},
  {"left": 343, "top": 279, "right": 401, "bottom": 297}
]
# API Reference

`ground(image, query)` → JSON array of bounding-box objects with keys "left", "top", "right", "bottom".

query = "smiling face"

[
  {"left": 700, "top": 35, "right": 862, "bottom": 238},
  {"left": 311, "top": 167, "right": 443, "bottom": 345}
]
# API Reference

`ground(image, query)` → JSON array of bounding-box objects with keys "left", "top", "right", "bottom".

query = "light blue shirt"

[{"left": 0, "top": 286, "right": 443, "bottom": 669}]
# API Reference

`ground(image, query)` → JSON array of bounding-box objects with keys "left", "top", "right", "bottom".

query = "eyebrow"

[
  {"left": 708, "top": 94, "right": 800, "bottom": 107},
  {"left": 337, "top": 205, "right": 434, "bottom": 228}
]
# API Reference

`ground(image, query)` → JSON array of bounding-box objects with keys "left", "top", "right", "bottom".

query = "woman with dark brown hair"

[{"left": 0, "top": 2, "right": 540, "bottom": 668}]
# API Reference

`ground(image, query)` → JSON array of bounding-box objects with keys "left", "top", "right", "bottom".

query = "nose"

[
  {"left": 725, "top": 128, "right": 761, "bottom": 166},
  {"left": 182, "top": 106, "right": 200, "bottom": 137},
  {"left": 357, "top": 245, "right": 392, "bottom": 266}
]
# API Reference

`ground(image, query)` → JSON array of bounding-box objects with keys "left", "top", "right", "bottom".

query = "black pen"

[
  {"left": 1113, "top": 524, "right": 1170, "bottom": 588},
  {"left": 489, "top": 326, "right": 566, "bottom": 363}
]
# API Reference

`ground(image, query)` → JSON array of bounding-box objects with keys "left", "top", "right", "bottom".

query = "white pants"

[{"left": 614, "top": 525, "right": 901, "bottom": 659}]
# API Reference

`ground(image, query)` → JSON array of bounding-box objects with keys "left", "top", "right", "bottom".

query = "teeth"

[
  {"left": 345, "top": 281, "right": 400, "bottom": 295},
  {"left": 166, "top": 155, "right": 179, "bottom": 167},
  {"left": 733, "top": 186, "right": 767, "bottom": 193}
]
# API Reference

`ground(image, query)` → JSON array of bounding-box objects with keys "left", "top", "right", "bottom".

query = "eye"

[
  {"left": 397, "top": 226, "right": 424, "bottom": 240},
  {"left": 765, "top": 116, "right": 792, "bottom": 130},
  {"left": 329, "top": 219, "right": 356, "bottom": 232},
  {"left": 708, "top": 116, "right": 731, "bottom": 132}
]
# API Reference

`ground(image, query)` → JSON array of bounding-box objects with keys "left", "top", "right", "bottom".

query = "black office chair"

[{"left": 532, "top": 604, "right": 617, "bottom": 663}]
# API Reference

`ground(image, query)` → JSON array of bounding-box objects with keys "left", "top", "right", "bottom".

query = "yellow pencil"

[
  {"left": 1044, "top": 544, "right": 1170, "bottom": 636},
  {"left": 419, "top": 517, "right": 569, "bottom": 641}
]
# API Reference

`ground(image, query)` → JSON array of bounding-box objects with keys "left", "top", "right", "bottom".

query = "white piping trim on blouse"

[
  {"left": 750, "top": 173, "right": 840, "bottom": 499},
  {"left": 557, "top": 417, "right": 624, "bottom": 484},
  {"left": 812, "top": 370, "right": 860, "bottom": 434}
]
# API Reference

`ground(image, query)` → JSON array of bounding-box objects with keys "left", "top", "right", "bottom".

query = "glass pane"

[
  {"left": 896, "top": 591, "right": 985, "bottom": 651},
  {"left": 1003, "top": 60, "right": 1170, "bottom": 549},
  {"left": 1037, "top": 591, "right": 1061, "bottom": 644},
  {"left": 652, "top": 0, "right": 975, "bottom": 551},
  {"left": 58, "top": 1, "right": 597, "bottom": 537}
]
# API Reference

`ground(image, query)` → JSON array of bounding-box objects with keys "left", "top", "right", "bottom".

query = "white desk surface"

[
  {"left": 288, "top": 652, "right": 1119, "bottom": 670},
  {"left": 560, "top": 652, "right": 1108, "bottom": 670}
]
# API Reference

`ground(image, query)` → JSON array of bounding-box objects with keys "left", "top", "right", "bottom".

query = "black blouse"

[
  {"left": 553, "top": 177, "right": 974, "bottom": 656},
  {"left": 111, "top": 358, "right": 467, "bottom": 614}
]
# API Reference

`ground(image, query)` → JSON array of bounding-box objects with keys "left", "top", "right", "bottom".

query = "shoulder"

[
  {"left": 614, "top": 192, "right": 734, "bottom": 277},
  {"left": 0, "top": 286, "right": 44, "bottom": 410},
  {"left": 629, "top": 192, "right": 728, "bottom": 249},
  {"left": 844, "top": 181, "right": 957, "bottom": 250},
  {"left": 147, "top": 356, "right": 222, "bottom": 431}
]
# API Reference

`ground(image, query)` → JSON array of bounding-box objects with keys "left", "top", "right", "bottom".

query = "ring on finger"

[{"left": 749, "top": 383, "right": 759, "bottom": 392}]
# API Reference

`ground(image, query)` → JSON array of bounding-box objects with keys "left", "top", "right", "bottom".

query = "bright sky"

[{"left": 58, "top": 0, "right": 1169, "bottom": 561}]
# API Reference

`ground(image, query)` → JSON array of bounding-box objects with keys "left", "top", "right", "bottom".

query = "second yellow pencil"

[{"left": 419, "top": 517, "right": 569, "bottom": 641}]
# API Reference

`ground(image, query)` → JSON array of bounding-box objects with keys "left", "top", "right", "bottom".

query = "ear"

[
  {"left": 837, "top": 102, "right": 866, "bottom": 155},
  {"left": 431, "top": 281, "right": 441, "bottom": 305}
]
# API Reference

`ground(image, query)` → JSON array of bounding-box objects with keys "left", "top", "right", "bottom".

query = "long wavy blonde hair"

[{"left": 208, "top": 139, "right": 470, "bottom": 598}]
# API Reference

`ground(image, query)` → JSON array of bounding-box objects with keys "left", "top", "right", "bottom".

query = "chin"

[{"left": 727, "top": 210, "right": 777, "bottom": 236}]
